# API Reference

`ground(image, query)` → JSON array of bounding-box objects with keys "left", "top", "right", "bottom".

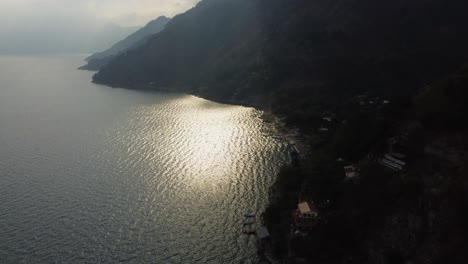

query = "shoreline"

[
  {"left": 92, "top": 80, "right": 270, "bottom": 109},
  {"left": 93, "top": 80, "right": 307, "bottom": 262},
  {"left": 91, "top": 74, "right": 468, "bottom": 263}
]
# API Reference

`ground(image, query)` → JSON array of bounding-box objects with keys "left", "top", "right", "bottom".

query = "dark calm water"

[{"left": 0, "top": 55, "right": 289, "bottom": 263}]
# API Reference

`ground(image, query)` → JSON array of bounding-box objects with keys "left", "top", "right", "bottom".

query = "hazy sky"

[{"left": 0, "top": 0, "right": 201, "bottom": 53}]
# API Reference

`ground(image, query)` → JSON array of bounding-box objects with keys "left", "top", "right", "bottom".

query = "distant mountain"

[
  {"left": 93, "top": 0, "right": 260, "bottom": 98},
  {"left": 85, "top": 24, "right": 141, "bottom": 53},
  {"left": 79, "top": 16, "right": 170, "bottom": 71},
  {"left": 0, "top": 23, "right": 138, "bottom": 55}
]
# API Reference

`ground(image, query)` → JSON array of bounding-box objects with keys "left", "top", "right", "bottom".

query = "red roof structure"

[{"left": 344, "top": 165, "right": 359, "bottom": 178}]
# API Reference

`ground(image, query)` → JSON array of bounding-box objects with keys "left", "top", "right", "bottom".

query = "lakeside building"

[
  {"left": 378, "top": 153, "right": 406, "bottom": 171},
  {"left": 293, "top": 201, "right": 319, "bottom": 229},
  {"left": 256, "top": 227, "right": 270, "bottom": 255},
  {"left": 344, "top": 165, "right": 359, "bottom": 178},
  {"left": 257, "top": 226, "right": 270, "bottom": 240}
]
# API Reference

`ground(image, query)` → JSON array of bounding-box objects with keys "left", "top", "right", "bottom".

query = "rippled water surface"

[{"left": 0, "top": 55, "right": 289, "bottom": 263}]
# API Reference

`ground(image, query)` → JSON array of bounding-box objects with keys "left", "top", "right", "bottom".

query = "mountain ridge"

[
  {"left": 91, "top": 1, "right": 468, "bottom": 262},
  {"left": 93, "top": 0, "right": 468, "bottom": 117},
  {"left": 79, "top": 16, "right": 170, "bottom": 71}
]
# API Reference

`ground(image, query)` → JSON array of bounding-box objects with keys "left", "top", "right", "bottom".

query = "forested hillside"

[
  {"left": 93, "top": 1, "right": 468, "bottom": 262},
  {"left": 94, "top": 0, "right": 468, "bottom": 125}
]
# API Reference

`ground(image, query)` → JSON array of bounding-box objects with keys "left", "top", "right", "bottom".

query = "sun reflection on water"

[
  {"left": 0, "top": 56, "right": 289, "bottom": 263},
  {"left": 82, "top": 94, "right": 289, "bottom": 262},
  {"left": 131, "top": 96, "right": 264, "bottom": 194}
]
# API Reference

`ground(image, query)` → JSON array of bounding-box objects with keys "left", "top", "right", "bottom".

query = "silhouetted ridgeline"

[
  {"left": 93, "top": 0, "right": 468, "bottom": 118},
  {"left": 93, "top": 0, "right": 468, "bottom": 262},
  {"left": 79, "top": 16, "right": 170, "bottom": 71},
  {"left": 94, "top": 0, "right": 262, "bottom": 102}
]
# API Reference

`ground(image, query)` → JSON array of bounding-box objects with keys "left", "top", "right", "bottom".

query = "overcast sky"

[{"left": 0, "top": 0, "right": 201, "bottom": 53}]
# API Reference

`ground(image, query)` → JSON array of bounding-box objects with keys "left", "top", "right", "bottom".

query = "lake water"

[{"left": 0, "top": 55, "right": 289, "bottom": 263}]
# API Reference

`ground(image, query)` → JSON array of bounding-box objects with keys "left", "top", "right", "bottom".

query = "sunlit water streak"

[{"left": 0, "top": 55, "right": 289, "bottom": 263}]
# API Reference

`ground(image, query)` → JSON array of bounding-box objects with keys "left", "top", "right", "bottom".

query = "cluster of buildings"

[
  {"left": 291, "top": 163, "right": 361, "bottom": 232},
  {"left": 356, "top": 94, "right": 390, "bottom": 108}
]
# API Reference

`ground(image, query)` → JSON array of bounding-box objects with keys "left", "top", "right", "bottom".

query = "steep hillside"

[
  {"left": 93, "top": 0, "right": 263, "bottom": 101},
  {"left": 80, "top": 16, "right": 170, "bottom": 71},
  {"left": 93, "top": 0, "right": 468, "bottom": 121},
  {"left": 91, "top": 1, "right": 468, "bottom": 262}
]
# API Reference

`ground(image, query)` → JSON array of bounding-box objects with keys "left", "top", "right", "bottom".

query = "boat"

[
  {"left": 242, "top": 221, "right": 254, "bottom": 226},
  {"left": 244, "top": 213, "right": 256, "bottom": 218}
]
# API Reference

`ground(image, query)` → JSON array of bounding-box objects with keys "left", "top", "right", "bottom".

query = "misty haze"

[{"left": 1, "top": 1, "right": 468, "bottom": 263}]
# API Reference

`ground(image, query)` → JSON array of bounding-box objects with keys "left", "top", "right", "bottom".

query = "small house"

[
  {"left": 294, "top": 201, "right": 319, "bottom": 228},
  {"left": 298, "top": 201, "right": 319, "bottom": 218},
  {"left": 344, "top": 165, "right": 359, "bottom": 178}
]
